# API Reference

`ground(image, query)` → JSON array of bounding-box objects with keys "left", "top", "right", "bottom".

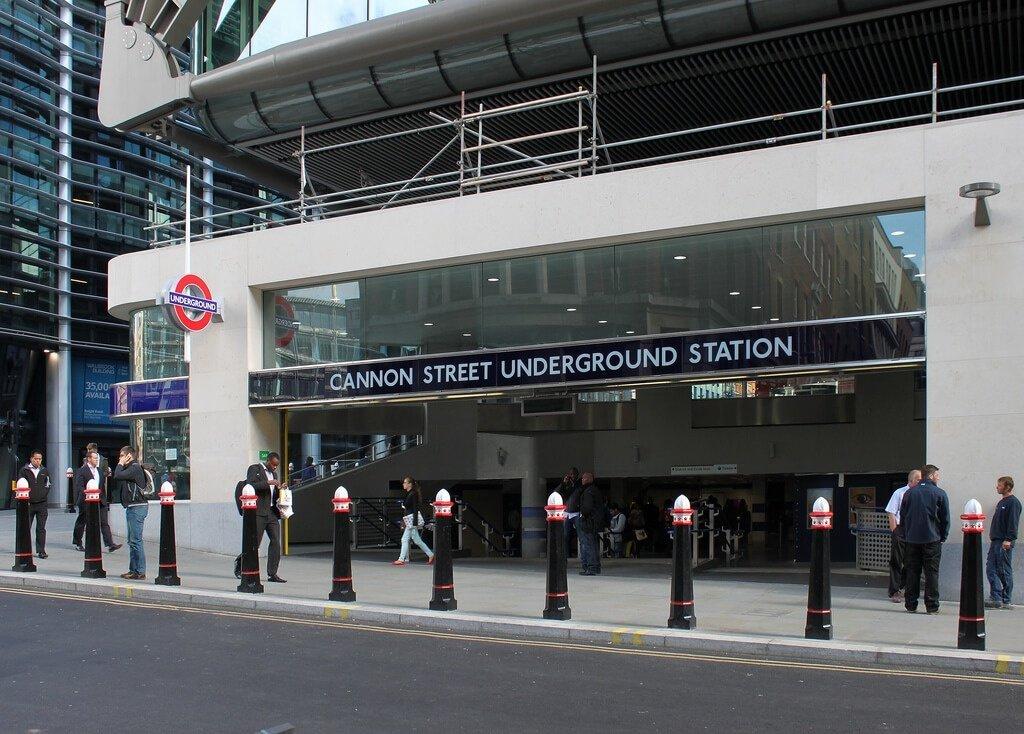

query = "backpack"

[{"left": 138, "top": 469, "right": 157, "bottom": 499}]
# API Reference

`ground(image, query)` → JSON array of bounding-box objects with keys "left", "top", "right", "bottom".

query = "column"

[{"left": 519, "top": 438, "right": 546, "bottom": 559}]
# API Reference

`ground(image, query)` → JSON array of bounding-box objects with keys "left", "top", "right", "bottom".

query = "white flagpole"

[{"left": 184, "top": 164, "right": 192, "bottom": 364}]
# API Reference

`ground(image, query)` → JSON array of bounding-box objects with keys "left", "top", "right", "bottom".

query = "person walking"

[
  {"left": 72, "top": 446, "right": 121, "bottom": 554},
  {"left": 884, "top": 469, "right": 921, "bottom": 603},
  {"left": 19, "top": 450, "right": 51, "bottom": 559},
  {"left": 985, "top": 476, "right": 1020, "bottom": 610},
  {"left": 243, "top": 452, "right": 287, "bottom": 582},
  {"left": 578, "top": 472, "right": 605, "bottom": 576},
  {"left": 899, "top": 464, "right": 950, "bottom": 614},
  {"left": 560, "top": 468, "right": 582, "bottom": 559},
  {"left": 393, "top": 476, "right": 434, "bottom": 566},
  {"left": 625, "top": 501, "right": 645, "bottom": 559},
  {"left": 114, "top": 446, "right": 149, "bottom": 580}
]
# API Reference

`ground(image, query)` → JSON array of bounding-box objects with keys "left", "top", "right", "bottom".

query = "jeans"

[
  {"left": 904, "top": 541, "right": 942, "bottom": 611},
  {"left": 888, "top": 531, "right": 906, "bottom": 597},
  {"left": 610, "top": 534, "right": 623, "bottom": 558},
  {"left": 986, "top": 542, "right": 1014, "bottom": 604},
  {"left": 398, "top": 515, "right": 433, "bottom": 562},
  {"left": 125, "top": 504, "right": 149, "bottom": 574}
]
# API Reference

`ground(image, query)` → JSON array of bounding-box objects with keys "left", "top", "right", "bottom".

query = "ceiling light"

[
  {"left": 890, "top": 230, "right": 905, "bottom": 237},
  {"left": 340, "top": 332, "right": 348, "bottom": 336},
  {"left": 487, "top": 277, "right": 500, "bottom": 283},
  {"left": 42, "top": 348, "right": 52, "bottom": 353},
  {"left": 729, "top": 291, "right": 740, "bottom": 296},
  {"left": 598, "top": 320, "right": 608, "bottom": 324},
  {"left": 751, "top": 305, "right": 762, "bottom": 310},
  {"left": 566, "top": 307, "right": 577, "bottom": 312},
  {"left": 423, "top": 322, "right": 434, "bottom": 326},
  {"left": 914, "top": 274, "right": 925, "bottom": 279},
  {"left": 71, "top": 278, "right": 88, "bottom": 284},
  {"left": 673, "top": 255, "right": 687, "bottom": 261},
  {"left": 462, "top": 332, "right": 472, "bottom": 337},
  {"left": 903, "top": 253, "right": 916, "bottom": 259},
  {"left": 625, "top": 330, "right": 635, "bottom": 335},
  {"left": 769, "top": 317, "right": 780, "bottom": 322}
]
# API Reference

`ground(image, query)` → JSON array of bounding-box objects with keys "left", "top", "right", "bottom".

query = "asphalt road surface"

[{"left": 1, "top": 587, "right": 1020, "bottom": 734}]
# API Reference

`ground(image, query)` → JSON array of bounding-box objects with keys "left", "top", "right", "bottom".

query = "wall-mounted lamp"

[{"left": 959, "top": 182, "right": 1000, "bottom": 226}]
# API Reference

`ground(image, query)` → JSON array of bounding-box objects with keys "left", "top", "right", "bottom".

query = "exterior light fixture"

[
  {"left": 487, "top": 277, "right": 500, "bottom": 282},
  {"left": 566, "top": 307, "right": 577, "bottom": 312},
  {"left": 598, "top": 320, "right": 608, "bottom": 324},
  {"left": 729, "top": 291, "right": 740, "bottom": 296},
  {"left": 959, "top": 182, "right": 1000, "bottom": 226},
  {"left": 673, "top": 255, "right": 687, "bottom": 261},
  {"left": 423, "top": 322, "right": 434, "bottom": 326}
]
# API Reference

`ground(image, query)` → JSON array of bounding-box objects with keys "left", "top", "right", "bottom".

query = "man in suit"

[
  {"left": 19, "top": 451, "right": 51, "bottom": 559},
  {"left": 72, "top": 450, "right": 120, "bottom": 552},
  {"left": 233, "top": 452, "right": 287, "bottom": 583},
  {"left": 72, "top": 440, "right": 120, "bottom": 548}
]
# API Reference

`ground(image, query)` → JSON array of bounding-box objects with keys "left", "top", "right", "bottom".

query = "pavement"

[
  {"left": 2, "top": 511, "right": 1024, "bottom": 676},
  {"left": 2, "top": 587, "right": 1022, "bottom": 734}
]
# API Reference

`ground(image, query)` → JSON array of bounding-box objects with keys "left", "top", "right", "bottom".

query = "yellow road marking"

[
  {"left": 995, "top": 655, "right": 1010, "bottom": 674},
  {"left": 324, "top": 606, "right": 351, "bottom": 620},
  {"left": 112, "top": 586, "right": 133, "bottom": 599},
  {"left": 2, "top": 586, "right": 1022, "bottom": 687}
]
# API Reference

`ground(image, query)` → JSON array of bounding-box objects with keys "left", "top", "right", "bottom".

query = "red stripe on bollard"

[
  {"left": 959, "top": 615, "right": 985, "bottom": 623},
  {"left": 670, "top": 600, "right": 694, "bottom": 607},
  {"left": 807, "top": 608, "right": 832, "bottom": 614},
  {"left": 158, "top": 563, "right": 178, "bottom": 569},
  {"left": 84, "top": 557, "right": 103, "bottom": 562},
  {"left": 332, "top": 576, "right": 352, "bottom": 583},
  {"left": 433, "top": 583, "right": 455, "bottom": 590},
  {"left": 545, "top": 592, "right": 569, "bottom": 598}
]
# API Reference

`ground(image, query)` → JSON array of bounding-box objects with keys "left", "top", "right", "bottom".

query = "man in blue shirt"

[
  {"left": 899, "top": 464, "right": 950, "bottom": 614},
  {"left": 985, "top": 476, "right": 1021, "bottom": 610}
]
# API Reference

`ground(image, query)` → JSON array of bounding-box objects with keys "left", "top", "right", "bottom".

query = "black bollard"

[
  {"left": 11, "top": 479, "right": 36, "bottom": 572},
  {"left": 805, "top": 496, "right": 833, "bottom": 640},
  {"left": 328, "top": 487, "right": 356, "bottom": 602},
  {"left": 429, "top": 489, "right": 457, "bottom": 611},
  {"left": 543, "top": 491, "right": 571, "bottom": 620},
  {"left": 957, "top": 499, "right": 986, "bottom": 651},
  {"left": 65, "top": 467, "right": 75, "bottom": 513},
  {"left": 155, "top": 482, "right": 181, "bottom": 586},
  {"left": 668, "top": 494, "right": 696, "bottom": 630},
  {"left": 237, "top": 485, "right": 264, "bottom": 594},
  {"left": 81, "top": 480, "right": 106, "bottom": 579}
]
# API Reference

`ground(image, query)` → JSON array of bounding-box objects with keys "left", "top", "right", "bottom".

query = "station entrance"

[{"left": 278, "top": 366, "right": 924, "bottom": 568}]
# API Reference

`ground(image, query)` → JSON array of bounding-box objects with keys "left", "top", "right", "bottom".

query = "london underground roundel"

[
  {"left": 275, "top": 295, "right": 297, "bottom": 348},
  {"left": 160, "top": 274, "right": 223, "bottom": 333}
]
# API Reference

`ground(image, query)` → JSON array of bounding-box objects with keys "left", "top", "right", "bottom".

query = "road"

[{"left": 0, "top": 587, "right": 1020, "bottom": 733}]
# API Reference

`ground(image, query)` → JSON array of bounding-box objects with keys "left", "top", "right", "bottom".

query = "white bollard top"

[
  {"left": 435, "top": 488, "right": 451, "bottom": 503},
  {"left": 334, "top": 486, "right": 349, "bottom": 500},
  {"left": 812, "top": 497, "right": 831, "bottom": 513},
  {"left": 547, "top": 491, "right": 564, "bottom": 506},
  {"left": 15, "top": 477, "right": 28, "bottom": 489},
  {"left": 86, "top": 479, "right": 98, "bottom": 490},
  {"left": 674, "top": 494, "right": 691, "bottom": 511},
  {"left": 964, "top": 498, "right": 983, "bottom": 515},
  {"left": 160, "top": 481, "right": 174, "bottom": 493},
  {"left": 241, "top": 484, "right": 256, "bottom": 497}
]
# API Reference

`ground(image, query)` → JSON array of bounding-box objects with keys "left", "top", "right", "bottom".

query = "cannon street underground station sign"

[{"left": 249, "top": 315, "right": 923, "bottom": 406}]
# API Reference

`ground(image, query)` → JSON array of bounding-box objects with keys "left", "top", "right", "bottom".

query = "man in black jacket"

[
  {"left": 235, "top": 452, "right": 287, "bottom": 583},
  {"left": 72, "top": 450, "right": 120, "bottom": 553},
  {"left": 19, "top": 451, "right": 50, "bottom": 559},
  {"left": 899, "top": 464, "right": 951, "bottom": 614},
  {"left": 114, "top": 446, "right": 149, "bottom": 580},
  {"left": 985, "top": 476, "right": 1021, "bottom": 610}
]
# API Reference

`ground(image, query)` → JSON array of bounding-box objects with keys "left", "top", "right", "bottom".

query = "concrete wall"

[{"left": 108, "top": 111, "right": 1024, "bottom": 598}]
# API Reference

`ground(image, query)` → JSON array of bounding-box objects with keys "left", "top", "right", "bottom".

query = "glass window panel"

[
  {"left": 309, "top": 0, "right": 367, "bottom": 35},
  {"left": 250, "top": 0, "right": 308, "bottom": 56},
  {"left": 370, "top": 0, "right": 429, "bottom": 19},
  {"left": 206, "top": 0, "right": 245, "bottom": 69},
  {"left": 130, "top": 307, "right": 186, "bottom": 380},
  {"left": 134, "top": 416, "right": 190, "bottom": 500},
  {"left": 264, "top": 280, "right": 364, "bottom": 368}
]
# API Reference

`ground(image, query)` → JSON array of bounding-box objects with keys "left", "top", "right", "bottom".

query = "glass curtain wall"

[
  {"left": 264, "top": 209, "right": 926, "bottom": 369},
  {"left": 199, "top": 0, "right": 432, "bottom": 72},
  {"left": 129, "top": 307, "right": 186, "bottom": 380},
  {"left": 131, "top": 415, "right": 190, "bottom": 500}
]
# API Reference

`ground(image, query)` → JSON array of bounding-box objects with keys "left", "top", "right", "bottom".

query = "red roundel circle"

[
  {"left": 275, "top": 295, "right": 297, "bottom": 348},
  {"left": 165, "top": 273, "right": 215, "bottom": 332}
]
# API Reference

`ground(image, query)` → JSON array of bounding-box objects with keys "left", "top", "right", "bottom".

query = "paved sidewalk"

[{"left": 2, "top": 512, "right": 1022, "bottom": 658}]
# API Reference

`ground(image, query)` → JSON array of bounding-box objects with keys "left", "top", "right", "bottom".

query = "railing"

[
  {"left": 290, "top": 435, "right": 423, "bottom": 487},
  {"left": 145, "top": 61, "right": 1024, "bottom": 245}
]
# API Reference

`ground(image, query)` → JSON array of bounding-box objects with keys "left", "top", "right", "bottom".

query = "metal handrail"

[
  {"left": 146, "top": 64, "right": 1024, "bottom": 246},
  {"left": 291, "top": 435, "right": 423, "bottom": 487}
]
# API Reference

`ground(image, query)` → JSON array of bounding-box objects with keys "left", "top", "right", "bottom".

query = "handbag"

[{"left": 634, "top": 529, "right": 649, "bottom": 541}]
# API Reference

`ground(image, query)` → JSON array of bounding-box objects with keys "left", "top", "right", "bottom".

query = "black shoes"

[
  {"left": 107, "top": 543, "right": 123, "bottom": 552},
  {"left": 267, "top": 575, "right": 287, "bottom": 583},
  {"left": 37, "top": 552, "right": 48, "bottom": 559}
]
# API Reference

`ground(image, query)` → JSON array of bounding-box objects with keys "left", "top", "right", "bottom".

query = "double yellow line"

[{"left": 2, "top": 586, "right": 1021, "bottom": 687}]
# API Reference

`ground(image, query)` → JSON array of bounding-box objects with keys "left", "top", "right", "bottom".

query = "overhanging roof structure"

[{"left": 99, "top": 0, "right": 1024, "bottom": 200}]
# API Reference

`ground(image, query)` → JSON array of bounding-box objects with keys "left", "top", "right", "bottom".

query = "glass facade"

[
  {"left": 132, "top": 415, "right": 190, "bottom": 500},
  {"left": 198, "top": 0, "right": 431, "bottom": 72},
  {"left": 130, "top": 307, "right": 187, "bottom": 381},
  {"left": 264, "top": 209, "right": 925, "bottom": 369}
]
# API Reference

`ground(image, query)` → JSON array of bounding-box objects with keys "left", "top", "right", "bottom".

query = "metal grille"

[{"left": 854, "top": 509, "right": 892, "bottom": 572}]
